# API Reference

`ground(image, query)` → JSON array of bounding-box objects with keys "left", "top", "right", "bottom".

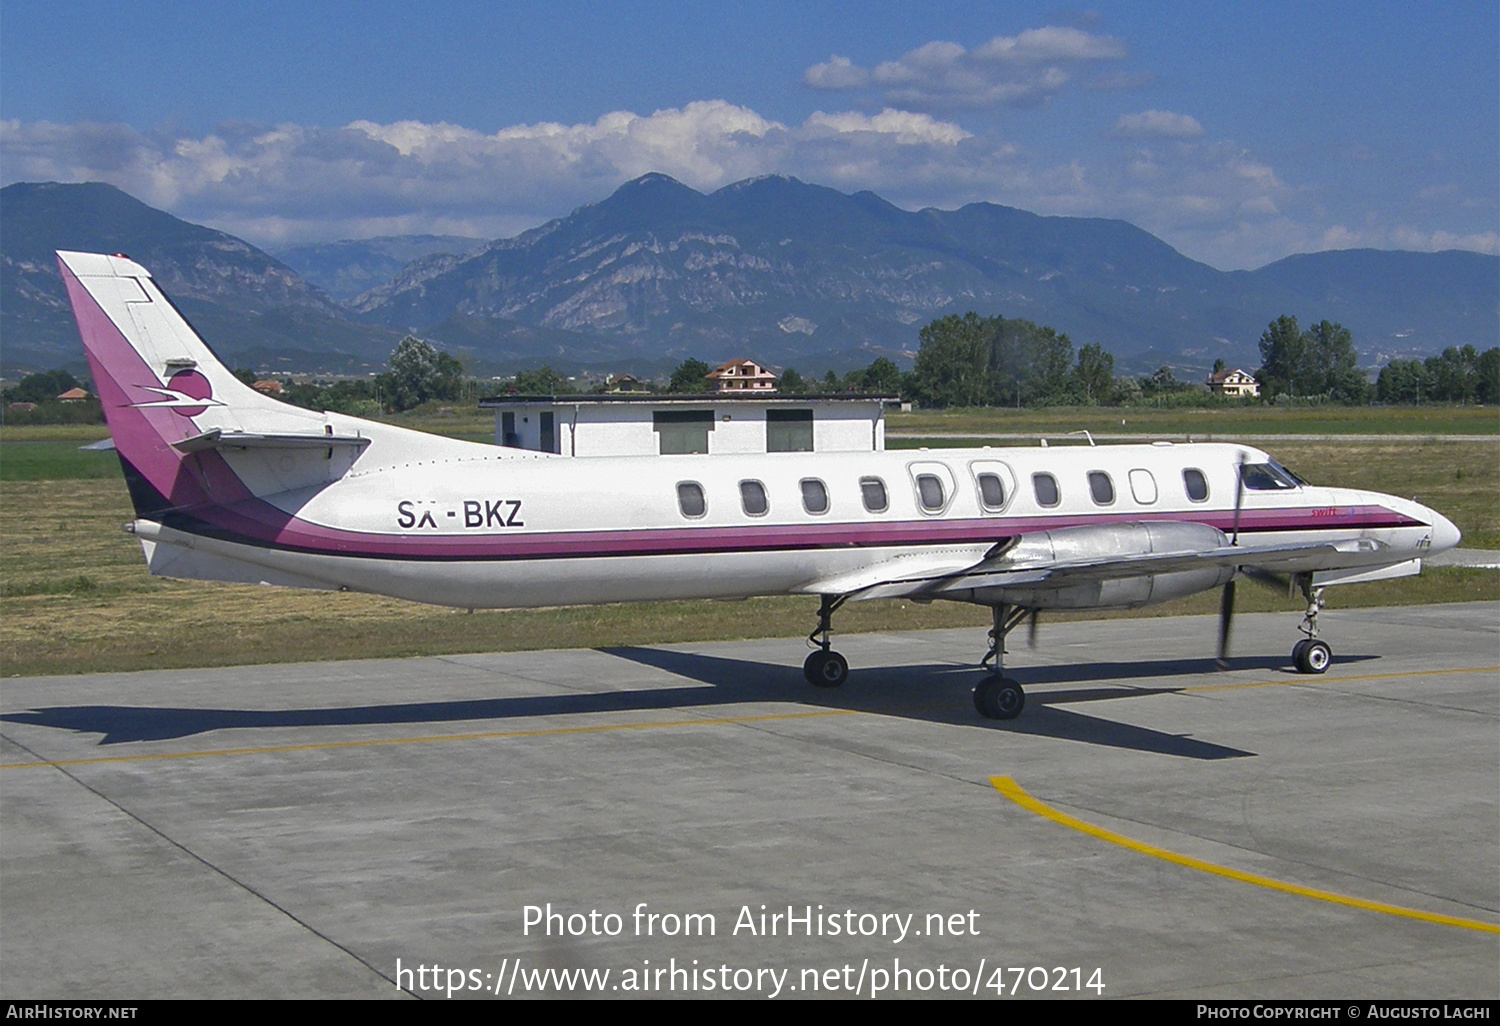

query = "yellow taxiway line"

[
  {"left": 0, "top": 709, "right": 860, "bottom": 770},
  {"left": 991, "top": 775, "right": 1500, "bottom": 935}
]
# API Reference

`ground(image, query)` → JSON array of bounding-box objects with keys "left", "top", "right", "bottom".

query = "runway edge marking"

[{"left": 991, "top": 776, "right": 1500, "bottom": 935}]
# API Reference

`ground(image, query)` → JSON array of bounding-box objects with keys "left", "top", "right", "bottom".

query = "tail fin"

[{"left": 58, "top": 251, "right": 335, "bottom": 516}]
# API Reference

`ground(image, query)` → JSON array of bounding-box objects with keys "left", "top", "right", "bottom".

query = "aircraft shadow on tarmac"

[{"left": 1, "top": 649, "right": 1376, "bottom": 757}]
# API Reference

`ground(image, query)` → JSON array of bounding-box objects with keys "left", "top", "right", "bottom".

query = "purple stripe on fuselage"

[{"left": 157, "top": 501, "right": 1425, "bottom": 563}]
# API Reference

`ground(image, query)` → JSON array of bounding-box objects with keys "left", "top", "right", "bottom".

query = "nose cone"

[{"left": 1428, "top": 508, "right": 1462, "bottom": 555}]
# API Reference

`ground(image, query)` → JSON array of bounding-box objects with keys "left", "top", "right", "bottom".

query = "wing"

[{"left": 799, "top": 520, "right": 1396, "bottom": 602}]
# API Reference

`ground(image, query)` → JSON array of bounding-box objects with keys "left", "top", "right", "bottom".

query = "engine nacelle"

[{"left": 959, "top": 521, "right": 1234, "bottom": 610}]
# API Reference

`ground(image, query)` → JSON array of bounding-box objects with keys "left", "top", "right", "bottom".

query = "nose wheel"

[
  {"left": 1291, "top": 580, "right": 1331, "bottom": 674},
  {"left": 1292, "top": 638, "right": 1331, "bottom": 674}
]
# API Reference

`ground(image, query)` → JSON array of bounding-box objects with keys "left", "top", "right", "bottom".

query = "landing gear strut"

[
  {"left": 975, "top": 603, "right": 1029, "bottom": 720},
  {"left": 1291, "top": 576, "right": 1331, "bottom": 674},
  {"left": 803, "top": 594, "right": 849, "bottom": 687}
]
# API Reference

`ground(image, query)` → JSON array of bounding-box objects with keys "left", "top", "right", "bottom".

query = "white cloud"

[
  {"left": 1112, "top": 110, "right": 1206, "bottom": 139},
  {"left": 804, "top": 109, "right": 971, "bottom": 146},
  {"left": 801, "top": 25, "right": 1126, "bottom": 110},
  {"left": 974, "top": 26, "right": 1126, "bottom": 64},
  {"left": 5, "top": 104, "right": 1493, "bottom": 270},
  {"left": 804, "top": 55, "right": 870, "bottom": 90}
]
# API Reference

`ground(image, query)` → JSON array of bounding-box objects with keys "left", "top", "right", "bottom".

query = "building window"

[
  {"left": 860, "top": 476, "right": 888, "bottom": 513},
  {"left": 766, "top": 409, "right": 813, "bottom": 452},
  {"left": 976, "top": 473, "right": 1006, "bottom": 511},
  {"left": 654, "top": 410, "right": 714, "bottom": 454},
  {"left": 1088, "top": 471, "right": 1115, "bottom": 505},
  {"left": 677, "top": 482, "right": 706, "bottom": 518},
  {"left": 1033, "top": 473, "right": 1060, "bottom": 507},
  {"left": 1183, "top": 469, "right": 1209, "bottom": 502},
  {"left": 739, "top": 480, "right": 769, "bottom": 516},
  {"left": 801, "top": 478, "right": 829, "bottom": 514},
  {"left": 501, "top": 412, "right": 519, "bottom": 448},
  {"left": 540, "top": 411, "right": 557, "bottom": 454}
]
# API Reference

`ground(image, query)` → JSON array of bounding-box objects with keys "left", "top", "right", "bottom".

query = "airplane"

[{"left": 56, "top": 250, "right": 1462, "bottom": 721}]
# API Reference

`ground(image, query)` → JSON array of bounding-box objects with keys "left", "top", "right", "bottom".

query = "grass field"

[
  {"left": 1, "top": 411, "right": 1496, "bottom": 677},
  {"left": 885, "top": 404, "right": 1499, "bottom": 437}
]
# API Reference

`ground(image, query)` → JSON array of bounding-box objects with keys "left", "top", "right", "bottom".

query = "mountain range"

[{"left": 3, "top": 176, "right": 1495, "bottom": 380}]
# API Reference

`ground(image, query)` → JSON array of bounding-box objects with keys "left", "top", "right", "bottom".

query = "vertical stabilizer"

[{"left": 57, "top": 251, "right": 325, "bottom": 515}]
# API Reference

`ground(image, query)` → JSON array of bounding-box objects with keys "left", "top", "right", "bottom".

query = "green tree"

[
  {"left": 860, "top": 357, "right": 904, "bottom": 395},
  {"left": 1478, "top": 347, "right": 1500, "bottom": 404},
  {"left": 379, "top": 336, "right": 463, "bottom": 411},
  {"left": 1377, "top": 359, "right": 1431, "bottom": 403},
  {"left": 668, "top": 358, "right": 711, "bottom": 394},
  {"left": 7, "top": 369, "right": 79, "bottom": 404},
  {"left": 1425, "top": 345, "right": 1479, "bottom": 402},
  {"left": 1074, "top": 343, "right": 1115, "bottom": 402},
  {"left": 512, "top": 365, "right": 569, "bottom": 395},
  {"left": 1306, "top": 320, "right": 1367, "bottom": 403},
  {"left": 990, "top": 316, "right": 1074, "bottom": 405},
  {"left": 778, "top": 367, "right": 806, "bottom": 393},
  {"left": 1256, "top": 315, "right": 1309, "bottom": 399},
  {"left": 909, "top": 312, "right": 995, "bottom": 407}
]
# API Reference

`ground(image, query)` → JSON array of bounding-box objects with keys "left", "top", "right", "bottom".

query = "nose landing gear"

[{"left": 1290, "top": 579, "right": 1331, "bottom": 674}]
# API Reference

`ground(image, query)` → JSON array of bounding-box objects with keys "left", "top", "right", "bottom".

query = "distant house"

[
  {"left": 605, "top": 374, "right": 649, "bottom": 393},
  {"left": 56, "top": 387, "right": 90, "bottom": 402},
  {"left": 253, "top": 379, "right": 284, "bottom": 395},
  {"left": 707, "top": 358, "right": 778, "bottom": 393},
  {"left": 1207, "top": 368, "right": 1260, "bottom": 398}
]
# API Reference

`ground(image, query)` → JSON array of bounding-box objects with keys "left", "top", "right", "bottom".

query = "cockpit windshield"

[{"left": 1240, "top": 460, "right": 1302, "bottom": 490}]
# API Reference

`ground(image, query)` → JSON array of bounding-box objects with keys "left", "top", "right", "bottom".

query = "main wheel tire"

[
  {"left": 1298, "top": 639, "right": 1331, "bottom": 674},
  {"left": 803, "top": 650, "right": 848, "bottom": 687},
  {"left": 1291, "top": 639, "right": 1310, "bottom": 669},
  {"left": 973, "top": 676, "right": 1025, "bottom": 720}
]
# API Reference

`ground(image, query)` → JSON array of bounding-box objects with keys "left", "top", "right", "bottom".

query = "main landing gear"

[
  {"left": 974, "top": 604, "right": 1031, "bottom": 720},
  {"left": 803, "top": 594, "right": 849, "bottom": 687},
  {"left": 1291, "top": 578, "right": 1332, "bottom": 674}
]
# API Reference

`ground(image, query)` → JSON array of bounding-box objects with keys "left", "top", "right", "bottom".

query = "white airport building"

[{"left": 478, "top": 392, "right": 897, "bottom": 457}]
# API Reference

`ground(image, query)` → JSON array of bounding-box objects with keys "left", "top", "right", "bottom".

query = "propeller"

[
  {"left": 1216, "top": 579, "right": 1235, "bottom": 668},
  {"left": 1217, "top": 454, "right": 1248, "bottom": 668}
]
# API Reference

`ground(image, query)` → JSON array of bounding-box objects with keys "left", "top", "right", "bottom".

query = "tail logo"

[{"left": 130, "top": 370, "right": 222, "bottom": 417}]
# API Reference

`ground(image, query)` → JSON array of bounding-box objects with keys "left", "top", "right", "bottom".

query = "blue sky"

[{"left": 3, "top": 1, "right": 1495, "bottom": 269}]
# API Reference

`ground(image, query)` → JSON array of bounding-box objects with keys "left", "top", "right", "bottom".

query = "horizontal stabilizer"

[{"left": 170, "top": 428, "right": 373, "bottom": 455}]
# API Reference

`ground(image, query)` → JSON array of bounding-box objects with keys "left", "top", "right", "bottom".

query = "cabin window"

[
  {"left": 739, "top": 480, "right": 769, "bottom": 516},
  {"left": 676, "top": 481, "right": 706, "bottom": 518},
  {"left": 1129, "top": 469, "right": 1158, "bottom": 504},
  {"left": 916, "top": 474, "right": 946, "bottom": 513},
  {"left": 1241, "top": 462, "right": 1298, "bottom": 491},
  {"left": 977, "top": 473, "right": 1006, "bottom": 511},
  {"left": 860, "top": 476, "right": 889, "bottom": 513},
  {"left": 654, "top": 410, "right": 714, "bottom": 454},
  {"left": 1087, "top": 471, "right": 1115, "bottom": 505},
  {"left": 766, "top": 409, "right": 814, "bottom": 452},
  {"left": 1183, "top": 469, "right": 1209, "bottom": 502},
  {"left": 801, "top": 478, "right": 829, "bottom": 514},
  {"left": 1032, "top": 472, "right": 1060, "bottom": 507}
]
